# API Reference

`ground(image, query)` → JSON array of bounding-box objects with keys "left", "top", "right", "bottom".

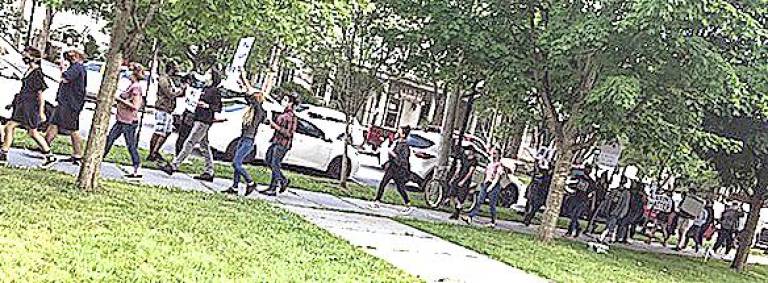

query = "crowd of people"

[
  {"left": 0, "top": 47, "right": 300, "bottom": 198},
  {"left": 518, "top": 161, "right": 748, "bottom": 254}
]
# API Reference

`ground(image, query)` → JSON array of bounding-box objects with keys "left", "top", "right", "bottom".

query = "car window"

[
  {"left": 407, "top": 134, "right": 436, "bottom": 149},
  {"left": 297, "top": 118, "right": 325, "bottom": 139}
]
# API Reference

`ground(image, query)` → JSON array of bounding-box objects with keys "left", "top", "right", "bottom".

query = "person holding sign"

[{"left": 223, "top": 71, "right": 273, "bottom": 196}]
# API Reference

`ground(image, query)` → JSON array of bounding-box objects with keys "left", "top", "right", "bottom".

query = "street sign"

[
  {"left": 597, "top": 142, "right": 622, "bottom": 168},
  {"left": 221, "top": 37, "right": 256, "bottom": 91}
]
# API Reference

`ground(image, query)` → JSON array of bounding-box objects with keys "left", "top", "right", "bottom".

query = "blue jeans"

[
  {"left": 104, "top": 121, "right": 140, "bottom": 169},
  {"left": 232, "top": 137, "right": 255, "bottom": 187},
  {"left": 469, "top": 182, "right": 501, "bottom": 222},
  {"left": 267, "top": 143, "right": 288, "bottom": 190}
]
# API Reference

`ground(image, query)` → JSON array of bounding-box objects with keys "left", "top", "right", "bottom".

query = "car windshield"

[{"left": 407, "top": 134, "right": 436, "bottom": 149}]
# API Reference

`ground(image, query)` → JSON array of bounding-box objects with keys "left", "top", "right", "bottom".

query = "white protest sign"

[
  {"left": 221, "top": 37, "right": 256, "bottom": 91},
  {"left": 597, "top": 142, "right": 622, "bottom": 168}
]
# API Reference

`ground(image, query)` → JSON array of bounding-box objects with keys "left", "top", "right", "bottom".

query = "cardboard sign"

[
  {"left": 221, "top": 37, "right": 256, "bottom": 91},
  {"left": 597, "top": 143, "right": 622, "bottom": 168}
]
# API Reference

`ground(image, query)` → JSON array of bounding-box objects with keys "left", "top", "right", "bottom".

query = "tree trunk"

[
  {"left": 340, "top": 119, "right": 351, "bottom": 189},
  {"left": 76, "top": 6, "right": 130, "bottom": 191},
  {"left": 34, "top": 6, "right": 53, "bottom": 53},
  {"left": 536, "top": 138, "right": 574, "bottom": 242},
  {"left": 13, "top": 0, "right": 28, "bottom": 47},
  {"left": 731, "top": 195, "right": 763, "bottom": 271},
  {"left": 507, "top": 129, "right": 523, "bottom": 158},
  {"left": 437, "top": 83, "right": 461, "bottom": 167}
]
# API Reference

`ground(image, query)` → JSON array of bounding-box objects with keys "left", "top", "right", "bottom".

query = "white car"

[
  {"left": 206, "top": 90, "right": 361, "bottom": 179},
  {"left": 295, "top": 105, "right": 365, "bottom": 146}
]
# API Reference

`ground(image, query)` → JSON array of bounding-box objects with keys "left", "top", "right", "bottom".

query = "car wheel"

[
  {"left": 327, "top": 157, "right": 352, "bottom": 180},
  {"left": 424, "top": 178, "right": 444, "bottom": 209},
  {"left": 499, "top": 184, "right": 520, "bottom": 208}
]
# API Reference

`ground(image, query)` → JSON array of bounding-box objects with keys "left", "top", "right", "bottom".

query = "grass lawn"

[
  {"left": 0, "top": 166, "right": 418, "bottom": 282},
  {"left": 400, "top": 219, "right": 768, "bottom": 283}
]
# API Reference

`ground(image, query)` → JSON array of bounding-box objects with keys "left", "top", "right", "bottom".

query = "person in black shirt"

[
  {"left": 1, "top": 47, "right": 57, "bottom": 168},
  {"left": 45, "top": 49, "right": 87, "bottom": 165},
  {"left": 566, "top": 165, "right": 595, "bottom": 237},
  {"left": 586, "top": 171, "right": 611, "bottom": 234},
  {"left": 449, "top": 143, "right": 478, "bottom": 220},
  {"left": 523, "top": 167, "right": 553, "bottom": 226},
  {"left": 373, "top": 125, "right": 413, "bottom": 212},
  {"left": 162, "top": 71, "right": 223, "bottom": 181},
  {"left": 223, "top": 71, "right": 271, "bottom": 196}
]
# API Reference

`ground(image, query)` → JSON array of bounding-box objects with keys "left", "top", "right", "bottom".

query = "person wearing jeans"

[
  {"left": 224, "top": 71, "right": 271, "bottom": 196},
  {"left": 259, "top": 92, "right": 299, "bottom": 196},
  {"left": 162, "top": 71, "right": 223, "bottom": 182},
  {"left": 462, "top": 147, "right": 504, "bottom": 227},
  {"left": 103, "top": 63, "right": 144, "bottom": 178}
]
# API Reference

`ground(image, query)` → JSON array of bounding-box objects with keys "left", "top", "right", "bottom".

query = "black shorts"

[{"left": 50, "top": 106, "right": 81, "bottom": 133}]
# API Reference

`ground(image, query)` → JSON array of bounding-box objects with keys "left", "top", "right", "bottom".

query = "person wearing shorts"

[
  {"left": 148, "top": 63, "right": 185, "bottom": 162},
  {"left": 45, "top": 49, "right": 87, "bottom": 165}
]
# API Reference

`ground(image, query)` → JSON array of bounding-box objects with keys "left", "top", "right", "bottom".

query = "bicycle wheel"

[{"left": 424, "top": 179, "right": 444, "bottom": 208}]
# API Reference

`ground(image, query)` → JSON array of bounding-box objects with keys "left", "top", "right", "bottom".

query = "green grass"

[
  {"left": 0, "top": 166, "right": 417, "bottom": 282},
  {"left": 400, "top": 219, "right": 768, "bottom": 283}
]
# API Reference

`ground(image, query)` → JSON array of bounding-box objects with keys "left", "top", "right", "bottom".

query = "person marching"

[
  {"left": 258, "top": 92, "right": 299, "bottom": 196},
  {"left": 102, "top": 63, "right": 145, "bottom": 179},
  {"left": 223, "top": 71, "right": 272, "bottom": 196},
  {"left": 565, "top": 165, "right": 596, "bottom": 238},
  {"left": 523, "top": 166, "right": 552, "bottom": 226},
  {"left": 448, "top": 143, "right": 478, "bottom": 220},
  {"left": 162, "top": 71, "right": 224, "bottom": 181},
  {"left": 147, "top": 62, "right": 186, "bottom": 162},
  {"left": 372, "top": 125, "right": 413, "bottom": 211},
  {"left": 45, "top": 49, "right": 87, "bottom": 165},
  {"left": 462, "top": 147, "right": 505, "bottom": 227},
  {"left": 586, "top": 171, "right": 611, "bottom": 234},
  {"left": 0, "top": 47, "right": 58, "bottom": 168},
  {"left": 599, "top": 179, "right": 631, "bottom": 243}
]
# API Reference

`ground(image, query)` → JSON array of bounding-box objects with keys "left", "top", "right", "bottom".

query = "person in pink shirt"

[
  {"left": 462, "top": 147, "right": 505, "bottom": 227},
  {"left": 103, "top": 63, "right": 144, "bottom": 179}
]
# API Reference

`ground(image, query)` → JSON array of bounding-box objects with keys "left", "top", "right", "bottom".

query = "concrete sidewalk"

[{"left": 4, "top": 149, "right": 548, "bottom": 283}]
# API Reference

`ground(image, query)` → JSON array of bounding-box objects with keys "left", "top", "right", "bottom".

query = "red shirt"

[{"left": 271, "top": 107, "right": 297, "bottom": 149}]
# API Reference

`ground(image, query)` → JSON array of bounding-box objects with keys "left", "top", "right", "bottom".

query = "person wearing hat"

[
  {"left": 258, "top": 91, "right": 299, "bottom": 196},
  {"left": 44, "top": 49, "right": 87, "bottom": 165},
  {"left": 1, "top": 47, "right": 58, "bottom": 168},
  {"left": 147, "top": 61, "right": 186, "bottom": 162},
  {"left": 103, "top": 63, "right": 145, "bottom": 179},
  {"left": 162, "top": 70, "right": 224, "bottom": 182}
]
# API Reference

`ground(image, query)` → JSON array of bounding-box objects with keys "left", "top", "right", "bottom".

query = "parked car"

[
  {"left": 755, "top": 227, "right": 768, "bottom": 250},
  {"left": 205, "top": 89, "right": 361, "bottom": 179},
  {"left": 295, "top": 105, "right": 365, "bottom": 147}
]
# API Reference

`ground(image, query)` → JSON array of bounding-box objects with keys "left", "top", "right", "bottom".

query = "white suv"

[{"left": 206, "top": 91, "right": 361, "bottom": 179}]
